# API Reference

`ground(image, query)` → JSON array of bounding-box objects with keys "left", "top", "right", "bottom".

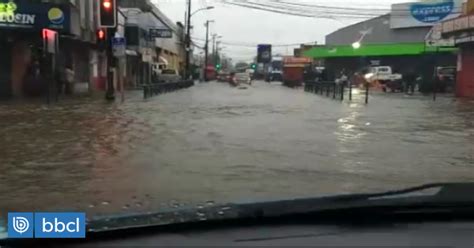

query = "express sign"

[
  {"left": 411, "top": 0, "right": 455, "bottom": 23},
  {"left": 0, "top": 0, "right": 70, "bottom": 32},
  {"left": 391, "top": 0, "right": 462, "bottom": 29}
]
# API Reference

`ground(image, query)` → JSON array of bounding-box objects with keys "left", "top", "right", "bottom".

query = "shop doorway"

[{"left": 0, "top": 39, "right": 12, "bottom": 98}]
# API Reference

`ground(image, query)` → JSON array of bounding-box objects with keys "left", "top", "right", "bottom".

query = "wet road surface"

[{"left": 1, "top": 81, "right": 473, "bottom": 218}]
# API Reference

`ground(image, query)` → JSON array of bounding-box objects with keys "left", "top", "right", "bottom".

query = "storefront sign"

[
  {"left": 426, "top": 23, "right": 455, "bottom": 46},
  {"left": 0, "top": 0, "right": 69, "bottom": 32},
  {"left": 453, "top": 16, "right": 469, "bottom": 31},
  {"left": 411, "top": 0, "right": 454, "bottom": 23},
  {"left": 391, "top": 0, "right": 462, "bottom": 29},
  {"left": 442, "top": 14, "right": 474, "bottom": 34},
  {"left": 442, "top": 19, "right": 454, "bottom": 33},
  {"left": 149, "top": 29, "right": 172, "bottom": 39},
  {"left": 454, "top": 32, "right": 474, "bottom": 44},
  {"left": 470, "top": 15, "right": 474, "bottom": 27}
]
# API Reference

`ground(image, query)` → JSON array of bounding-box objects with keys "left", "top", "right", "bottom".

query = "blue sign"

[
  {"left": 8, "top": 213, "right": 34, "bottom": 238},
  {"left": 0, "top": 0, "right": 70, "bottom": 32},
  {"left": 411, "top": 0, "right": 455, "bottom": 23},
  {"left": 34, "top": 212, "right": 86, "bottom": 238},
  {"left": 7, "top": 212, "right": 86, "bottom": 239},
  {"left": 112, "top": 37, "right": 126, "bottom": 46}
]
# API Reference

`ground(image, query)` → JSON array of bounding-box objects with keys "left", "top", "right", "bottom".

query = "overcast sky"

[{"left": 153, "top": 0, "right": 414, "bottom": 62}]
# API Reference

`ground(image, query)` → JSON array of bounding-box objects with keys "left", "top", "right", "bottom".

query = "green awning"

[{"left": 303, "top": 43, "right": 457, "bottom": 58}]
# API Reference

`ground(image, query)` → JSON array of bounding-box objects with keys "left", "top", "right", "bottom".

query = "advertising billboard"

[
  {"left": 390, "top": 0, "right": 463, "bottom": 29},
  {"left": 257, "top": 44, "right": 272, "bottom": 63}
]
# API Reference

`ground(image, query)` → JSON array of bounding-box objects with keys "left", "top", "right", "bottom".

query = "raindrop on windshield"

[
  {"left": 101, "top": 201, "right": 110, "bottom": 206},
  {"left": 196, "top": 211, "right": 205, "bottom": 217}
]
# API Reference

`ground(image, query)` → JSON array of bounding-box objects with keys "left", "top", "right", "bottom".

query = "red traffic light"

[
  {"left": 97, "top": 29, "right": 106, "bottom": 40},
  {"left": 99, "top": 0, "right": 116, "bottom": 27},
  {"left": 103, "top": 0, "right": 112, "bottom": 9}
]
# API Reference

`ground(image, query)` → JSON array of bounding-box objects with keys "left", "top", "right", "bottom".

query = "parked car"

[
  {"left": 159, "top": 69, "right": 181, "bottom": 83},
  {"left": 364, "top": 66, "right": 403, "bottom": 92}
]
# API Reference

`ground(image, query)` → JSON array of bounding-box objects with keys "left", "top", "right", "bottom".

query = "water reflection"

[{"left": 0, "top": 83, "right": 473, "bottom": 219}]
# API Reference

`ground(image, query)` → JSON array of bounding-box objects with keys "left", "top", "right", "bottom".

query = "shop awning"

[{"left": 303, "top": 43, "right": 457, "bottom": 59}]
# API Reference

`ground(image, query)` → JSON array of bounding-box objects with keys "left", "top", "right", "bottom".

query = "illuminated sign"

[
  {"left": 0, "top": 0, "right": 69, "bottom": 32},
  {"left": 0, "top": 1, "right": 35, "bottom": 26}
]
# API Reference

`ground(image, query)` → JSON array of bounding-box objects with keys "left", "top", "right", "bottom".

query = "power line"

[
  {"left": 192, "top": 36, "right": 316, "bottom": 47},
  {"left": 221, "top": 0, "right": 463, "bottom": 19}
]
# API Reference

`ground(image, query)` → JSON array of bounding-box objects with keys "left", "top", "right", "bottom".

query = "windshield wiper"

[{"left": 83, "top": 182, "right": 474, "bottom": 234}]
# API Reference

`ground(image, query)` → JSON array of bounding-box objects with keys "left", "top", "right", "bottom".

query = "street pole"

[
  {"left": 212, "top": 34, "right": 217, "bottom": 66},
  {"left": 204, "top": 21, "right": 210, "bottom": 82},
  {"left": 106, "top": 28, "right": 116, "bottom": 101},
  {"left": 185, "top": 0, "right": 192, "bottom": 80}
]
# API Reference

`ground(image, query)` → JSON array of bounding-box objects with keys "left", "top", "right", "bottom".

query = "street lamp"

[
  {"left": 352, "top": 28, "right": 372, "bottom": 50},
  {"left": 185, "top": 4, "right": 214, "bottom": 80},
  {"left": 352, "top": 42, "right": 361, "bottom": 49},
  {"left": 191, "top": 6, "right": 214, "bottom": 17}
]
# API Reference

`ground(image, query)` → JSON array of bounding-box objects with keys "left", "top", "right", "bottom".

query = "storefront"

[
  {"left": 304, "top": 0, "right": 460, "bottom": 87},
  {"left": 0, "top": 0, "right": 70, "bottom": 98},
  {"left": 441, "top": 8, "right": 474, "bottom": 97}
]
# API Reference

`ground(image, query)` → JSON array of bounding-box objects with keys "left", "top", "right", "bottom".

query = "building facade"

[
  {"left": 441, "top": 0, "right": 474, "bottom": 97},
  {"left": 0, "top": 0, "right": 104, "bottom": 98},
  {"left": 304, "top": 0, "right": 461, "bottom": 85},
  {"left": 120, "top": 0, "right": 186, "bottom": 88}
]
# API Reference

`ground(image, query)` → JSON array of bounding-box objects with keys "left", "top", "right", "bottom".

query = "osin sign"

[{"left": 411, "top": 0, "right": 455, "bottom": 23}]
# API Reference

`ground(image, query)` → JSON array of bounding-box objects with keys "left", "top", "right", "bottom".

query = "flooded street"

[{"left": 1, "top": 81, "right": 474, "bottom": 218}]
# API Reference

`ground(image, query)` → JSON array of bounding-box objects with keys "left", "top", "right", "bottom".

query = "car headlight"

[{"left": 364, "top": 73, "right": 374, "bottom": 80}]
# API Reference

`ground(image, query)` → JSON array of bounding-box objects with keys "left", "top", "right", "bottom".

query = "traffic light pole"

[{"left": 105, "top": 28, "right": 116, "bottom": 101}]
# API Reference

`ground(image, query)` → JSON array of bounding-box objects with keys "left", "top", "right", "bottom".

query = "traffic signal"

[
  {"left": 251, "top": 63, "right": 257, "bottom": 69},
  {"left": 216, "top": 64, "right": 222, "bottom": 70},
  {"left": 96, "top": 29, "right": 107, "bottom": 49},
  {"left": 99, "top": 0, "right": 117, "bottom": 28}
]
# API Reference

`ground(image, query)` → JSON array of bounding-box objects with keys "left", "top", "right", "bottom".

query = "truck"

[
  {"left": 282, "top": 57, "right": 312, "bottom": 87},
  {"left": 364, "top": 66, "right": 403, "bottom": 92},
  {"left": 266, "top": 56, "right": 283, "bottom": 82}
]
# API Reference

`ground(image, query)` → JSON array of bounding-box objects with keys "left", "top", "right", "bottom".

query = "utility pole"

[
  {"left": 212, "top": 34, "right": 217, "bottom": 66},
  {"left": 105, "top": 28, "right": 117, "bottom": 100},
  {"left": 204, "top": 21, "right": 210, "bottom": 81},
  {"left": 215, "top": 41, "right": 221, "bottom": 66},
  {"left": 185, "top": 0, "right": 192, "bottom": 80}
]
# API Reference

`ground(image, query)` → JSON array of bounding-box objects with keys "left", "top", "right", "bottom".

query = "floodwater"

[{"left": 0, "top": 81, "right": 473, "bottom": 219}]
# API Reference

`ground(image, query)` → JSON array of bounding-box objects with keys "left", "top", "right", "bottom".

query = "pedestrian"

[
  {"left": 340, "top": 69, "right": 348, "bottom": 87},
  {"left": 55, "top": 65, "right": 66, "bottom": 95},
  {"left": 404, "top": 70, "right": 416, "bottom": 94},
  {"left": 65, "top": 67, "right": 75, "bottom": 95}
]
